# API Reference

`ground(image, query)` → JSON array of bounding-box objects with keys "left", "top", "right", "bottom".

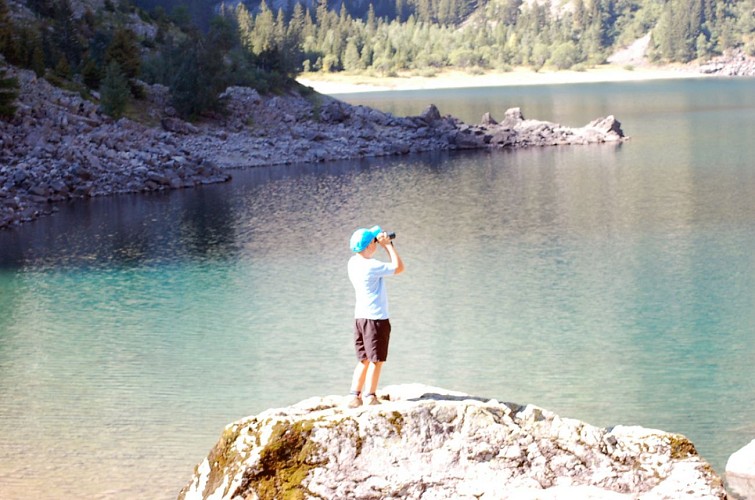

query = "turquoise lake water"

[{"left": 0, "top": 77, "right": 753, "bottom": 498}]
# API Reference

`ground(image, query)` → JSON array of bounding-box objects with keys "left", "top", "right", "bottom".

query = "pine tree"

[
  {"left": 287, "top": 2, "right": 306, "bottom": 47},
  {"left": 236, "top": 3, "right": 254, "bottom": 51},
  {"left": 366, "top": 4, "right": 377, "bottom": 33},
  {"left": 252, "top": 0, "right": 276, "bottom": 55},
  {"left": 343, "top": 38, "right": 362, "bottom": 70},
  {"left": 81, "top": 57, "right": 102, "bottom": 88},
  {"left": 54, "top": 54, "right": 71, "bottom": 79},
  {"left": 54, "top": 0, "right": 84, "bottom": 69},
  {"left": 0, "top": 64, "right": 18, "bottom": 120},
  {"left": 99, "top": 60, "right": 129, "bottom": 118},
  {"left": 275, "top": 8, "right": 287, "bottom": 49},
  {"left": 105, "top": 28, "right": 140, "bottom": 81},
  {"left": 0, "top": 0, "right": 18, "bottom": 63},
  {"left": 315, "top": 0, "right": 329, "bottom": 31},
  {"left": 170, "top": 35, "right": 228, "bottom": 120},
  {"left": 30, "top": 36, "right": 45, "bottom": 77}
]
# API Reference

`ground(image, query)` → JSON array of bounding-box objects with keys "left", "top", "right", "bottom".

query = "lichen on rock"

[{"left": 241, "top": 420, "right": 324, "bottom": 500}]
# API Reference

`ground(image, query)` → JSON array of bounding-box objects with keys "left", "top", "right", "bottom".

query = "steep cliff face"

[{"left": 179, "top": 384, "right": 726, "bottom": 500}]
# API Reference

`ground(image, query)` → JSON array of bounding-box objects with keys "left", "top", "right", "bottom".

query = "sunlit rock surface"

[
  {"left": 179, "top": 384, "right": 725, "bottom": 500},
  {"left": 727, "top": 438, "right": 755, "bottom": 500}
]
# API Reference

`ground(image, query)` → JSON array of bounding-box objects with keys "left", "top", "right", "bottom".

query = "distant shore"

[{"left": 297, "top": 64, "right": 709, "bottom": 94}]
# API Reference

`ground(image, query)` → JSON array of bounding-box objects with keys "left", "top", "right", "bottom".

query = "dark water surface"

[{"left": 0, "top": 78, "right": 753, "bottom": 498}]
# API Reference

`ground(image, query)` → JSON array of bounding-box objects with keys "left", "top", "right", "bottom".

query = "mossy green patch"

[
  {"left": 387, "top": 411, "right": 404, "bottom": 437},
  {"left": 239, "top": 419, "right": 326, "bottom": 500},
  {"left": 202, "top": 424, "right": 245, "bottom": 498},
  {"left": 668, "top": 434, "right": 698, "bottom": 459}
]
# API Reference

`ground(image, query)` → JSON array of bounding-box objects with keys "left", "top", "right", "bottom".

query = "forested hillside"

[
  {"left": 235, "top": 0, "right": 753, "bottom": 74},
  {"left": 0, "top": 0, "right": 753, "bottom": 120},
  {"left": 0, "top": 0, "right": 293, "bottom": 119}
]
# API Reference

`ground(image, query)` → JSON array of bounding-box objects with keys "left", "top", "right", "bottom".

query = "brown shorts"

[{"left": 354, "top": 318, "right": 391, "bottom": 362}]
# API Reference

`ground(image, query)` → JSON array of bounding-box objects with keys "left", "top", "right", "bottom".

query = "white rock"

[
  {"left": 726, "top": 438, "right": 755, "bottom": 499},
  {"left": 178, "top": 384, "right": 725, "bottom": 500}
]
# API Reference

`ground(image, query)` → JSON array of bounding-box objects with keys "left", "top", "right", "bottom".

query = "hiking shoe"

[
  {"left": 346, "top": 396, "right": 362, "bottom": 408},
  {"left": 365, "top": 395, "right": 381, "bottom": 406}
]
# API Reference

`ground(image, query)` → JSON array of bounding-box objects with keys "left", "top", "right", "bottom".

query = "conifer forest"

[{"left": 1, "top": 0, "right": 753, "bottom": 118}]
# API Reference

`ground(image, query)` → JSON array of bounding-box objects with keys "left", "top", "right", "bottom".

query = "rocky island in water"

[
  {"left": 0, "top": 65, "right": 625, "bottom": 230},
  {"left": 179, "top": 384, "right": 729, "bottom": 500}
]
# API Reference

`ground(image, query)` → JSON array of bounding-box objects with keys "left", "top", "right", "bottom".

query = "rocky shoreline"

[
  {"left": 0, "top": 69, "right": 232, "bottom": 229},
  {"left": 179, "top": 384, "right": 727, "bottom": 499},
  {"left": 2, "top": 44, "right": 754, "bottom": 230},
  {"left": 696, "top": 49, "right": 755, "bottom": 76},
  {"left": 0, "top": 66, "right": 626, "bottom": 230}
]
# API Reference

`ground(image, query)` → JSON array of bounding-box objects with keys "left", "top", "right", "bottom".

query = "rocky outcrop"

[
  {"left": 727, "top": 439, "right": 755, "bottom": 499},
  {"left": 448, "top": 107, "right": 625, "bottom": 150},
  {"left": 181, "top": 91, "right": 625, "bottom": 169},
  {"left": 0, "top": 69, "right": 231, "bottom": 229},
  {"left": 697, "top": 49, "right": 755, "bottom": 76},
  {"left": 179, "top": 384, "right": 725, "bottom": 500},
  {"left": 1, "top": 66, "right": 626, "bottom": 230}
]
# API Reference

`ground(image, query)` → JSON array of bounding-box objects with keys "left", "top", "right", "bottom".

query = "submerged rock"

[
  {"left": 179, "top": 384, "right": 725, "bottom": 500},
  {"left": 726, "top": 438, "right": 755, "bottom": 499}
]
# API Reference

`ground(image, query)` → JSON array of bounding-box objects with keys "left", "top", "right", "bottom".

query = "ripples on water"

[{"left": 0, "top": 79, "right": 754, "bottom": 498}]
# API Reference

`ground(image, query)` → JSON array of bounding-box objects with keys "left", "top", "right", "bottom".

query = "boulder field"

[{"left": 179, "top": 384, "right": 727, "bottom": 500}]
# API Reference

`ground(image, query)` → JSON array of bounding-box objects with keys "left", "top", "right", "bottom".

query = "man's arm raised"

[{"left": 378, "top": 233, "right": 404, "bottom": 275}]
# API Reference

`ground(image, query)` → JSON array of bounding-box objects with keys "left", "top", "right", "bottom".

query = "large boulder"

[
  {"left": 419, "top": 104, "right": 442, "bottom": 124},
  {"left": 726, "top": 438, "right": 755, "bottom": 499},
  {"left": 501, "top": 107, "right": 526, "bottom": 128},
  {"left": 179, "top": 384, "right": 725, "bottom": 500},
  {"left": 586, "top": 115, "right": 625, "bottom": 142}
]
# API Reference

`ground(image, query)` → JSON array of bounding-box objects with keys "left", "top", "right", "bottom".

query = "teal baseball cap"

[{"left": 350, "top": 225, "right": 382, "bottom": 252}]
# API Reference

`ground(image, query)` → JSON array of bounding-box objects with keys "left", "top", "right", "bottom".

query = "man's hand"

[
  {"left": 376, "top": 232, "right": 393, "bottom": 247},
  {"left": 377, "top": 232, "right": 404, "bottom": 274}
]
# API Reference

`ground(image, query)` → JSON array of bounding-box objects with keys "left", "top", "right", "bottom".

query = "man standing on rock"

[{"left": 346, "top": 225, "right": 404, "bottom": 408}]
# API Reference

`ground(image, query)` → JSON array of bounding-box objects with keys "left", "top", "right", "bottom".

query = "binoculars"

[{"left": 374, "top": 232, "right": 396, "bottom": 242}]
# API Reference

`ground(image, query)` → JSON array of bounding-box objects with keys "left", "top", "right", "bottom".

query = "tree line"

[
  {"left": 1, "top": 0, "right": 752, "bottom": 121},
  {"left": 238, "top": 0, "right": 753, "bottom": 75}
]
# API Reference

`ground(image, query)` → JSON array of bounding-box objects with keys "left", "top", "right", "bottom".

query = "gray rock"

[
  {"left": 452, "top": 129, "right": 486, "bottom": 149},
  {"left": 147, "top": 171, "right": 169, "bottom": 185},
  {"left": 161, "top": 117, "right": 199, "bottom": 135},
  {"left": 178, "top": 384, "right": 726, "bottom": 500},
  {"left": 588, "top": 115, "right": 625, "bottom": 141},
  {"left": 319, "top": 101, "right": 350, "bottom": 123},
  {"left": 502, "top": 107, "right": 526, "bottom": 128},
  {"left": 481, "top": 111, "right": 498, "bottom": 125},
  {"left": 28, "top": 184, "right": 49, "bottom": 197},
  {"left": 726, "top": 438, "right": 755, "bottom": 499},
  {"left": 697, "top": 49, "right": 755, "bottom": 76},
  {"left": 420, "top": 104, "right": 442, "bottom": 124}
]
